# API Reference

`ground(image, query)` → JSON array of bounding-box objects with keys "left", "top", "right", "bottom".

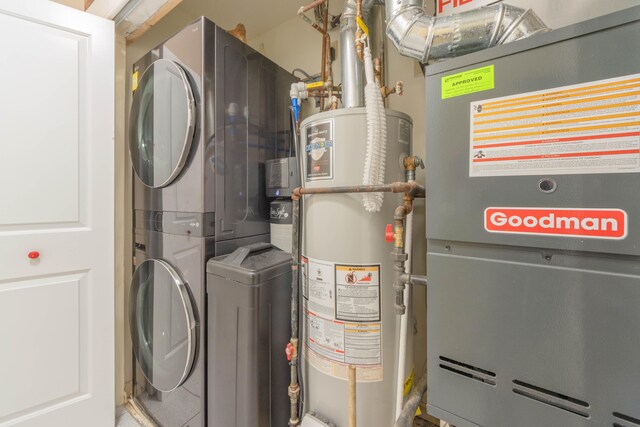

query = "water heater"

[
  {"left": 425, "top": 6, "right": 640, "bottom": 427},
  {"left": 299, "top": 108, "right": 413, "bottom": 427}
]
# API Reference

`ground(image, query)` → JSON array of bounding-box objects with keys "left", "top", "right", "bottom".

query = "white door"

[{"left": 0, "top": 1, "right": 114, "bottom": 426}]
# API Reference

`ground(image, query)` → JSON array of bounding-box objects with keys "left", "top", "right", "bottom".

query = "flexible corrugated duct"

[{"left": 340, "top": 0, "right": 549, "bottom": 107}]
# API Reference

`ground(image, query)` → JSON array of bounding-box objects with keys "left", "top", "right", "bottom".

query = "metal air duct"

[
  {"left": 341, "top": 0, "right": 380, "bottom": 108},
  {"left": 385, "top": 1, "right": 549, "bottom": 62},
  {"left": 340, "top": 0, "right": 549, "bottom": 107}
]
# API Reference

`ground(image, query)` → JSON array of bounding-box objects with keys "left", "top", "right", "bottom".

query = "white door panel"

[
  {"left": 0, "top": 12, "right": 82, "bottom": 226},
  {"left": 0, "top": 1, "right": 114, "bottom": 426}
]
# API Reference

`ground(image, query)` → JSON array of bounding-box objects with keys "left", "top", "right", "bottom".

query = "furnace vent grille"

[
  {"left": 438, "top": 356, "right": 496, "bottom": 386},
  {"left": 613, "top": 411, "right": 640, "bottom": 427},
  {"left": 512, "top": 380, "right": 589, "bottom": 418}
]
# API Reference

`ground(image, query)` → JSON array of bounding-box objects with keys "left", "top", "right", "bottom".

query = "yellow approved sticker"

[
  {"left": 442, "top": 65, "right": 494, "bottom": 100},
  {"left": 132, "top": 70, "right": 139, "bottom": 92}
]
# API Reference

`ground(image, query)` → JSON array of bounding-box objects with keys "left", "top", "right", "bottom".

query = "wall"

[
  {"left": 51, "top": 0, "right": 84, "bottom": 10},
  {"left": 115, "top": 33, "right": 129, "bottom": 406}
]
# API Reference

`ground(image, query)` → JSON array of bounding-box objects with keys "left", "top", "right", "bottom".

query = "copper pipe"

[
  {"left": 320, "top": 2, "right": 329, "bottom": 110},
  {"left": 330, "top": 95, "right": 339, "bottom": 110},
  {"left": 349, "top": 365, "right": 357, "bottom": 427},
  {"left": 373, "top": 57, "right": 382, "bottom": 88},
  {"left": 325, "top": 33, "right": 334, "bottom": 95},
  {"left": 292, "top": 181, "right": 424, "bottom": 200},
  {"left": 298, "top": 0, "right": 336, "bottom": 109},
  {"left": 300, "top": 0, "right": 327, "bottom": 14},
  {"left": 355, "top": 0, "right": 364, "bottom": 61},
  {"left": 298, "top": 11, "right": 328, "bottom": 36},
  {"left": 288, "top": 199, "right": 301, "bottom": 426}
]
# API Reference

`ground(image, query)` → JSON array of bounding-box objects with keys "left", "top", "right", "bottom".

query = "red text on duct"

[
  {"left": 484, "top": 207, "right": 628, "bottom": 239},
  {"left": 438, "top": 0, "right": 492, "bottom": 15}
]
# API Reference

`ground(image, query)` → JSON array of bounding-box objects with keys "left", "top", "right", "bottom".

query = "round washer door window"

[
  {"left": 129, "top": 59, "right": 195, "bottom": 188},
  {"left": 130, "top": 259, "right": 198, "bottom": 392}
]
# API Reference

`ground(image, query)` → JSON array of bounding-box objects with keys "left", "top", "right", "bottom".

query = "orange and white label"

[
  {"left": 470, "top": 74, "right": 640, "bottom": 177},
  {"left": 301, "top": 256, "right": 383, "bottom": 382},
  {"left": 484, "top": 207, "right": 628, "bottom": 240}
]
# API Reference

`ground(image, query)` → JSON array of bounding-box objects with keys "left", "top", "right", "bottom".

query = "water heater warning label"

[
  {"left": 301, "top": 256, "right": 383, "bottom": 382},
  {"left": 335, "top": 264, "right": 381, "bottom": 322},
  {"left": 304, "top": 119, "right": 334, "bottom": 181},
  {"left": 469, "top": 73, "right": 640, "bottom": 177}
]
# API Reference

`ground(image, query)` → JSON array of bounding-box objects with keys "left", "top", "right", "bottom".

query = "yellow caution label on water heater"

[{"left": 442, "top": 65, "right": 494, "bottom": 99}]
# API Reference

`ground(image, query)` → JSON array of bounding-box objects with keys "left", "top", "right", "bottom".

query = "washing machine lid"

[
  {"left": 130, "top": 258, "right": 198, "bottom": 392},
  {"left": 129, "top": 59, "right": 196, "bottom": 188}
]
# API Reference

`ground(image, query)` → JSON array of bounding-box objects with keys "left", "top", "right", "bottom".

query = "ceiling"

[{"left": 181, "top": 0, "right": 344, "bottom": 39}]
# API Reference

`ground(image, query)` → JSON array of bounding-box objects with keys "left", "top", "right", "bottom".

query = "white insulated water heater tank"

[{"left": 299, "top": 107, "right": 413, "bottom": 426}]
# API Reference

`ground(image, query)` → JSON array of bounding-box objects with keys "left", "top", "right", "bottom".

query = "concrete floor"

[
  {"left": 115, "top": 404, "right": 438, "bottom": 427},
  {"left": 116, "top": 406, "right": 144, "bottom": 427}
]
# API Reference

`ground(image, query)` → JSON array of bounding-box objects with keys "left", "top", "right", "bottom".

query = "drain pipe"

[{"left": 394, "top": 364, "right": 428, "bottom": 427}]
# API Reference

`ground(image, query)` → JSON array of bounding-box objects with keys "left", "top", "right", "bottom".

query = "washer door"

[
  {"left": 130, "top": 258, "right": 198, "bottom": 392},
  {"left": 129, "top": 59, "right": 196, "bottom": 188}
]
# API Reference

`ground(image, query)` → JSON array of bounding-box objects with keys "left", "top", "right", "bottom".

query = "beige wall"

[
  {"left": 51, "top": 0, "right": 84, "bottom": 10},
  {"left": 115, "top": 33, "right": 129, "bottom": 406}
]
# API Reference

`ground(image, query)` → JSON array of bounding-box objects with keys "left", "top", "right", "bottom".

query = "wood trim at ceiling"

[
  {"left": 125, "top": 0, "right": 183, "bottom": 45},
  {"left": 84, "top": 0, "right": 94, "bottom": 10}
]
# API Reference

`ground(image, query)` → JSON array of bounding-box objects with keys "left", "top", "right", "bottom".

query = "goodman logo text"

[{"left": 484, "top": 208, "right": 628, "bottom": 240}]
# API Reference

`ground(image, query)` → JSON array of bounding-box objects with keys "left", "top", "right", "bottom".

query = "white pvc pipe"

[{"left": 394, "top": 209, "right": 413, "bottom": 420}]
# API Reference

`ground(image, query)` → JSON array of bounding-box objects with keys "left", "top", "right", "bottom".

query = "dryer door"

[
  {"left": 130, "top": 59, "right": 196, "bottom": 188},
  {"left": 130, "top": 258, "right": 198, "bottom": 392}
]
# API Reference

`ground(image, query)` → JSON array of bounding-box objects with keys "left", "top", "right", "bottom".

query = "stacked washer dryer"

[{"left": 128, "top": 17, "right": 295, "bottom": 427}]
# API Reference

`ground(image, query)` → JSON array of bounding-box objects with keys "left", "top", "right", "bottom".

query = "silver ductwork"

[
  {"left": 385, "top": 1, "right": 549, "bottom": 62},
  {"left": 341, "top": 0, "right": 380, "bottom": 108},
  {"left": 340, "top": 0, "right": 549, "bottom": 107}
]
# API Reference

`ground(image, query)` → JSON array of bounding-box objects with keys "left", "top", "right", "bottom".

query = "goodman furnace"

[{"left": 425, "top": 6, "right": 640, "bottom": 427}]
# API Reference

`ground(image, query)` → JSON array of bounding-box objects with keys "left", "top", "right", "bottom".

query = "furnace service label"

[
  {"left": 301, "top": 255, "right": 383, "bottom": 382},
  {"left": 469, "top": 74, "right": 640, "bottom": 177}
]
